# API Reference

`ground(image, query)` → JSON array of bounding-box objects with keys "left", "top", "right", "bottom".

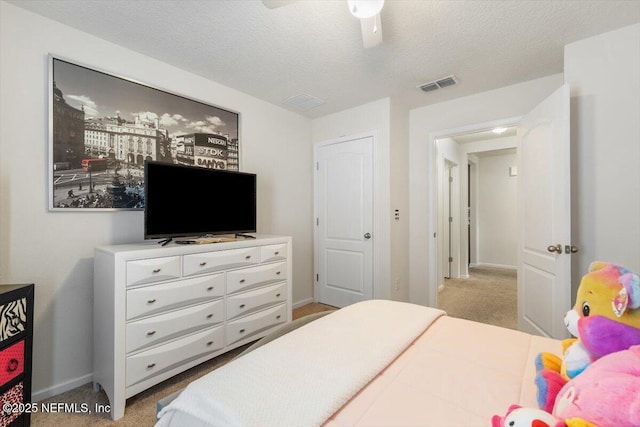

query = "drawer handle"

[
  {"left": 152, "top": 268, "right": 161, "bottom": 273},
  {"left": 147, "top": 363, "right": 156, "bottom": 369},
  {"left": 274, "top": 251, "right": 279, "bottom": 255},
  {"left": 276, "top": 293, "right": 281, "bottom": 297},
  {"left": 207, "top": 286, "right": 214, "bottom": 291},
  {"left": 276, "top": 315, "right": 281, "bottom": 319},
  {"left": 239, "top": 279, "right": 245, "bottom": 283},
  {"left": 239, "top": 304, "right": 246, "bottom": 309},
  {"left": 245, "top": 255, "right": 251, "bottom": 260},
  {"left": 276, "top": 271, "right": 281, "bottom": 275},
  {"left": 147, "top": 299, "right": 156, "bottom": 304},
  {"left": 200, "top": 262, "right": 207, "bottom": 267},
  {"left": 206, "top": 341, "right": 214, "bottom": 346},
  {"left": 147, "top": 330, "right": 156, "bottom": 336},
  {"left": 7, "top": 358, "right": 19, "bottom": 372},
  {"left": 239, "top": 329, "right": 245, "bottom": 333},
  {"left": 206, "top": 313, "right": 213, "bottom": 319}
]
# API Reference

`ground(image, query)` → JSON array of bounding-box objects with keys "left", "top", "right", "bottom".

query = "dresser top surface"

[{"left": 95, "top": 235, "right": 291, "bottom": 256}]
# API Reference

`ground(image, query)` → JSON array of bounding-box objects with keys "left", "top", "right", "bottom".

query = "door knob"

[
  {"left": 565, "top": 245, "right": 579, "bottom": 254},
  {"left": 547, "top": 244, "right": 562, "bottom": 253},
  {"left": 364, "top": 233, "right": 371, "bottom": 239}
]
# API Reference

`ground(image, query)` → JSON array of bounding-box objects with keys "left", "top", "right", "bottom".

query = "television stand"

[
  {"left": 235, "top": 233, "right": 256, "bottom": 239},
  {"left": 93, "top": 235, "right": 292, "bottom": 420},
  {"left": 158, "top": 238, "right": 173, "bottom": 246},
  {"left": 194, "top": 236, "right": 236, "bottom": 244}
]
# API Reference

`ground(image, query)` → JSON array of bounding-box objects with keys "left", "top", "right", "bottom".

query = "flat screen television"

[{"left": 144, "top": 161, "right": 256, "bottom": 240}]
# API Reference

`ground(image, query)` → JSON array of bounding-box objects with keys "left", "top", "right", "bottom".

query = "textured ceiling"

[{"left": 10, "top": 0, "right": 640, "bottom": 118}]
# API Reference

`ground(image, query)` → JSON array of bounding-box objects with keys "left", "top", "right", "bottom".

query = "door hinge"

[
  {"left": 449, "top": 216, "right": 453, "bottom": 223},
  {"left": 449, "top": 257, "right": 453, "bottom": 262},
  {"left": 316, "top": 218, "right": 319, "bottom": 226},
  {"left": 449, "top": 176, "right": 453, "bottom": 182},
  {"left": 316, "top": 273, "right": 319, "bottom": 282},
  {"left": 316, "top": 162, "right": 319, "bottom": 170}
]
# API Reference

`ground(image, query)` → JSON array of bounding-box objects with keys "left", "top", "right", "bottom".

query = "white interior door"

[
  {"left": 315, "top": 135, "right": 373, "bottom": 308},
  {"left": 444, "top": 162, "right": 454, "bottom": 279},
  {"left": 518, "top": 84, "right": 572, "bottom": 339}
]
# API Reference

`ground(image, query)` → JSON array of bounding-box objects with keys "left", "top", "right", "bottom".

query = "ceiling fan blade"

[
  {"left": 261, "top": 0, "right": 298, "bottom": 8},
  {"left": 359, "top": 13, "right": 383, "bottom": 48}
]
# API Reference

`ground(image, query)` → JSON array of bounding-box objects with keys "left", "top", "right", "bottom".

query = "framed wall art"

[{"left": 48, "top": 55, "right": 240, "bottom": 210}]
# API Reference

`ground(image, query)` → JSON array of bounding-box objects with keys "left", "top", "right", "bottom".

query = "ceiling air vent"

[
  {"left": 281, "top": 93, "right": 325, "bottom": 112},
  {"left": 418, "top": 74, "right": 458, "bottom": 92}
]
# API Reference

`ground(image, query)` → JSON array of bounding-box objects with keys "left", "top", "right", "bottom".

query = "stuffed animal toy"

[
  {"left": 535, "top": 262, "right": 640, "bottom": 412},
  {"left": 492, "top": 345, "right": 640, "bottom": 427}
]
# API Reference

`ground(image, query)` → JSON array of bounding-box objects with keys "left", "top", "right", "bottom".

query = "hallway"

[{"left": 437, "top": 266, "right": 517, "bottom": 330}]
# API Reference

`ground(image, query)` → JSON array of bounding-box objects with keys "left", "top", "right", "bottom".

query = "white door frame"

[
  {"left": 313, "top": 130, "right": 390, "bottom": 304},
  {"left": 428, "top": 116, "right": 522, "bottom": 307}
]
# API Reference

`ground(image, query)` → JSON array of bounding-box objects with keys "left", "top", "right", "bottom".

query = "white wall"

[
  {"left": 389, "top": 98, "right": 410, "bottom": 302},
  {"left": 408, "top": 73, "right": 564, "bottom": 306},
  {"left": 0, "top": 2, "right": 313, "bottom": 400},
  {"left": 476, "top": 150, "right": 518, "bottom": 268},
  {"left": 311, "top": 98, "right": 392, "bottom": 301},
  {"left": 564, "top": 23, "right": 640, "bottom": 290}
]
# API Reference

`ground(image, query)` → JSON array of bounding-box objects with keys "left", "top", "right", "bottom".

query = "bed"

[{"left": 155, "top": 300, "right": 561, "bottom": 426}]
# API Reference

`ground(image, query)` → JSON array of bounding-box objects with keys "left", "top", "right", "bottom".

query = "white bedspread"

[{"left": 155, "top": 300, "right": 444, "bottom": 427}]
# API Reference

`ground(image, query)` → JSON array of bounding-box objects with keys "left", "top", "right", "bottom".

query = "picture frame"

[{"left": 48, "top": 55, "right": 240, "bottom": 211}]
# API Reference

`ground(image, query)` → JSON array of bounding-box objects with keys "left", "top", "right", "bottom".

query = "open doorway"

[{"left": 435, "top": 127, "right": 519, "bottom": 329}]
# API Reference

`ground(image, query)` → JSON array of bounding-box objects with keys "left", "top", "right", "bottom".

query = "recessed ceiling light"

[{"left": 492, "top": 127, "right": 507, "bottom": 135}]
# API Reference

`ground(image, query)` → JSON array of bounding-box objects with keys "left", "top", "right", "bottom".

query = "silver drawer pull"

[
  {"left": 239, "top": 329, "right": 245, "bottom": 333},
  {"left": 274, "top": 251, "right": 279, "bottom": 255},
  {"left": 147, "top": 363, "right": 156, "bottom": 369},
  {"left": 206, "top": 313, "right": 213, "bottom": 319},
  {"left": 152, "top": 268, "right": 161, "bottom": 273},
  {"left": 206, "top": 341, "right": 214, "bottom": 346},
  {"left": 276, "top": 293, "right": 281, "bottom": 297},
  {"left": 199, "top": 262, "right": 207, "bottom": 267},
  {"left": 147, "top": 299, "right": 156, "bottom": 304},
  {"left": 207, "top": 286, "right": 214, "bottom": 291},
  {"left": 147, "top": 330, "right": 156, "bottom": 336},
  {"left": 239, "top": 279, "right": 245, "bottom": 283},
  {"left": 245, "top": 255, "right": 251, "bottom": 260},
  {"left": 276, "top": 271, "right": 281, "bottom": 275}
]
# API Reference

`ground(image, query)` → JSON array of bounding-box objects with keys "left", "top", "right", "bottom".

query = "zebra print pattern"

[{"left": 0, "top": 298, "right": 26, "bottom": 342}]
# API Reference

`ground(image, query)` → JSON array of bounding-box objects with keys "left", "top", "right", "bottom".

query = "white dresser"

[{"left": 93, "top": 235, "right": 292, "bottom": 420}]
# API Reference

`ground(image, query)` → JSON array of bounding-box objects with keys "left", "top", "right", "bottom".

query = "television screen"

[{"left": 144, "top": 161, "right": 256, "bottom": 239}]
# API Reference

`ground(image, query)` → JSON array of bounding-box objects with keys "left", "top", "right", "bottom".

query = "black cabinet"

[{"left": 0, "top": 285, "right": 34, "bottom": 427}]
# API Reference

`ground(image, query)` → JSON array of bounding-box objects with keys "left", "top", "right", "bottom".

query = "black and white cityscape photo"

[{"left": 49, "top": 56, "right": 240, "bottom": 210}]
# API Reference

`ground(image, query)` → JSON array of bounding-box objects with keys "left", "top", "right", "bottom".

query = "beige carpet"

[
  {"left": 31, "top": 303, "right": 335, "bottom": 427},
  {"left": 437, "top": 265, "right": 517, "bottom": 330}
]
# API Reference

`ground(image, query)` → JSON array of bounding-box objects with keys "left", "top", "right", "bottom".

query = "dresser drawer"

[
  {"left": 0, "top": 381, "right": 23, "bottom": 426},
  {"left": 226, "top": 282, "right": 287, "bottom": 320},
  {"left": 126, "top": 326, "right": 224, "bottom": 387},
  {"left": 260, "top": 243, "right": 287, "bottom": 263},
  {"left": 0, "top": 297, "right": 27, "bottom": 344},
  {"left": 183, "top": 247, "right": 260, "bottom": 276},
  {"left": 0, "top": 340, "right": 24, "bottom": 387},
  {"left": 126, "top": 256, "right": 181, "bottom": 287},
  {"left": 226, "top": 261, "right": 287, "bottom": 294},
  {"left": 126, "top": 300, "right": 224, "bottom": 353},
  {"left": 226, "top": 303, "right": 287, "bottom": 346},
  {"left": 126, "top": 274, "right": 224, "bottom": 320}
]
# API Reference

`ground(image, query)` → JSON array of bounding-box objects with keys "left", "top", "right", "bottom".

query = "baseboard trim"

[
  {"left": 32, "top": 373, "right": 93, "bottom": 402},
  {"left": 292, "top": 297, "right": 314, "bottom": 309},
  {"left": 475, "top": 262, "right": 517, "bottom": 270}
]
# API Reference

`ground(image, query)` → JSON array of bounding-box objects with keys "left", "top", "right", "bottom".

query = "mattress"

[
  {"left": 326, "top": 316, "right": 560, "bottom": 426},
  {"left": 155, "top": 300, "right": 560, "bottom": 427}
]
